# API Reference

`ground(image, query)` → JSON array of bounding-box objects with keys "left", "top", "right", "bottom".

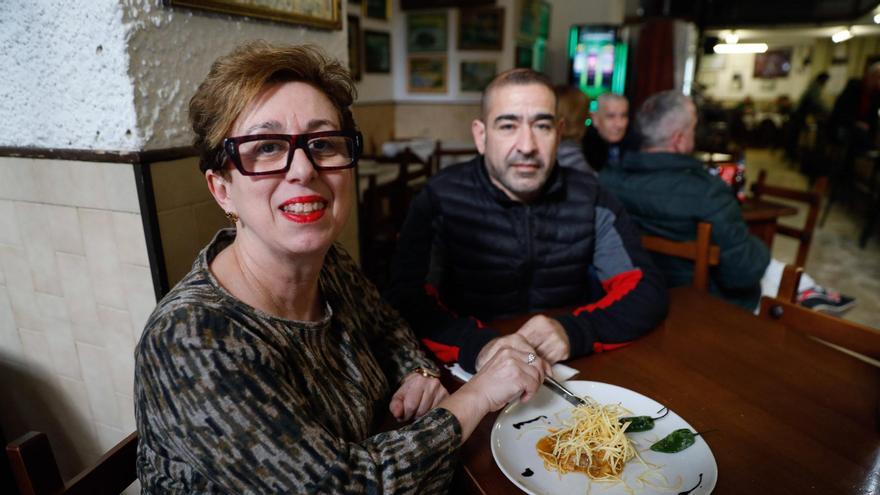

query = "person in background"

[
  {"left": 386, "top": 68, "right": 668, "bottom": 374},
  {"left": 581, "top": 93, "right": 639, "bottom": 171},
  {"left": 554, "top": 85, "right": 596, "bottom": 175},
  {"left": 828, "top": 62, "right": 880, "bottom": 156},
  {"left": 134, "top": 41, "right": 548, "bottom": 494},
  {"left": 786, "top": 72, "right": 830, "bottom": 162},
  {"left": 601, "top": 90, "right": 855, "bottom": 315}
]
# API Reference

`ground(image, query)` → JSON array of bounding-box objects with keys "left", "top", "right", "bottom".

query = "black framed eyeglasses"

[{"left": 223, "top": 130, "right": 362, "bottom": 176}]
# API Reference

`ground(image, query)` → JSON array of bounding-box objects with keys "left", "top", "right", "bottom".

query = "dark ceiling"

[{"left": 638, "top": 0, "right": 880, "bottom": 27}]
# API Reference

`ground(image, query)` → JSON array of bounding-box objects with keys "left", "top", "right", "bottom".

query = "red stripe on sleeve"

[
  {"left": 593, "top": 342, "right": 631, "bottom": 353},
  {"left": 422, "top": 338, "right": 460, "bottom": 363},
  {"left": 573, "top": 269, "right": 643, "bottom": 316}
]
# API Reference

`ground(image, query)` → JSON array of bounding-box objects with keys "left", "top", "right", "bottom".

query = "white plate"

[{"left": 490, "top": 381, "right": 717, "bottom": 494}]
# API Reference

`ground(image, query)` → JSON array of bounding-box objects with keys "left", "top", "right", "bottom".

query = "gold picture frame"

[
  {"left": 363, "top": 0, "right": 390, "bottom": 21},
  {"left": 408, "top": 55, "right": 447, "bottom": 93},
  {"left": 166, "top": 0, "right": 342, "bottom": 30}
]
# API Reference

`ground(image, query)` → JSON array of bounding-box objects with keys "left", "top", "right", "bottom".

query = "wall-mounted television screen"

[
  {"left": 754, "top": 48, "right": 792, "bottom": 79},
  {"left": 569, "top": 25, "right": 628, "bottom": 108}
]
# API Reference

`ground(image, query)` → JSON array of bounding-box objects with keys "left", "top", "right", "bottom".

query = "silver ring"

[{"left": 527, "top": 352, "right": 536, "bottom": 365}]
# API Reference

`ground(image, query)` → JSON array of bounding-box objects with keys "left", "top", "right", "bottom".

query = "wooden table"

[
  {"left": 741, "top": 197, "right": 798, "bottom": 248},
  {"left": 456, "top": 287, "right": 880, "bottom": 494}
]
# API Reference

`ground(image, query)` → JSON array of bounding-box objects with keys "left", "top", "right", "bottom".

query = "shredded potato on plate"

[{"left": 536, "top": 397, "right": 638, "bottom": 480}]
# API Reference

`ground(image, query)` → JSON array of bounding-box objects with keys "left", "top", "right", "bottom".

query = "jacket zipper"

[{"left": 524, "top": 205, "right": 533, "bottom": 309}]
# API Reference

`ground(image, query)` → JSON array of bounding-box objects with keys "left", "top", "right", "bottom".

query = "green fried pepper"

[
  {"left": 620, "top": 407, "right": 668, "bottom": 432},
  {"left": 650, "top": 428, "right": 696, "bottom": 453},
  {"left": 619, "top": 415, "right": 655, "bottom": 432}
]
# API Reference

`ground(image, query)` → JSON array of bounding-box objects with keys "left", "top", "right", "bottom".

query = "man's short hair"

[
  {"left": 636, "top": 90, "right": 693, "bottom": 149},
  {"left": 481, "top": 68, "right": 555, "bottom": 120},
  {"left": 595, "top": 93, "right": 628, "bottom": 113}
]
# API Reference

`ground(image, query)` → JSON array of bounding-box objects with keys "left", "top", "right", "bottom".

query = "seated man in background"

[
  {"left": 600, "top": 90, "right": 854, "bottom": 314},
  {"left": 386, "top": 69, "right": 668, "bottom": 373},
  {"left": 582, "top": 93, "right": 639, "bottom": 172}
]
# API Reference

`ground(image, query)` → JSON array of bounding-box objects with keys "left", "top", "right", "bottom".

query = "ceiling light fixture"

[
  {"left": 832, "top": 28, "right": 853, "bottom": 43},
  {"left": 713, "top": 43, "right": 768, "bottom": 54},
  {"left": 874, "top": 13, "right": 880, "bottom": 24},
  {"left": 724, "top": 31, "right": 739, "bottom": 44}
]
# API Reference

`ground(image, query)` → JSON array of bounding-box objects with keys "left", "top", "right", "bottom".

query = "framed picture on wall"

[
  {"left": 364, "top": 0, "right": 390, "bottom": 20},
  {"left": 537, "top": 0, "right": 551, "bottom": 39},
  {"left": 754, "top": 48, "right": 793, "bottom": 79},
  {"left": 458, "top": 7, "right": 504, "bottom": 50},
  {"left": 407, "top": 12, "right": 448, "bottom": 53},
  {"left": 347, "top": 15, "right": 362, "bottom": 80},
  {"left": 408, "top": 56, "right": 447, "bottom": 93},
  {"left": 166, "top": 0, "right": 342, "bottom": 29},
  {"left": 517, "top": 0, "right": 538, "bottom": 39},
  {"left": 515, "top": 43, "right": 533, "bottom": 69},
  {"left": 401, "top": 0, "right": 493, "bottom": 9},
  {"left": 460, "top": 61, "right": 497, "bottom": 92},
  {"left": 364, "top": 30, "right": 391, "bottom": 73}
]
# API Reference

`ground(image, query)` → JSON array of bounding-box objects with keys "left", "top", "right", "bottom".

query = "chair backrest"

[
  {"left": 751, "top": 169, "right": 828, "bottom": 267},
  {"left": 359, "top": 150, "right": 431, "bottom": 236},
  {"left": 640, "top": 222, "right": 721, "bottom": 291},
  {"left": 6, "top": 431, "right": 138, "bottom": 495},
  {"left": 759, "top": 263, "right": 880, "bottom": 362},
  {"left": 759, "top": 296, "right": 880, "bottom": 361},
  {"left": 429, "top": 142, "right": 478, "bottom": 174},
  {"left": 774, "top": 263, "right": 803, "bottom": 303}
]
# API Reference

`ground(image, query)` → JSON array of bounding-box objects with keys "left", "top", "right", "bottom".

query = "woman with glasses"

[{"left": 134, "top": 41, "right": 548, "bottom": 494}]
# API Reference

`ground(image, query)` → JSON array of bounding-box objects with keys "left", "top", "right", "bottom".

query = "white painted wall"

[
  {"left": 0, "top": 0, "right": 348, "bottom": 151},
  {"left": 351, "top": 0, "right": 395, "bottom": 102},
  {"left": 390, "top": 0, "right": 517, "bottom": 103},
  {"left": 697, "top": 45, "right": 817, "bottom": 103},
  {"left": 353, "top": 0, "right": 623, "bottom": 103},
  {"left": 0, "top": 1, "right": 140, "bottom": 151}
]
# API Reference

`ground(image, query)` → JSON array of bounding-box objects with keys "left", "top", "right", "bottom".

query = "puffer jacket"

[
  {"left": 600, "top": 151, "right": 770, "bottom": 310},
  {"left": 385, "top": 156, "right": 668, "bottom": 372}
]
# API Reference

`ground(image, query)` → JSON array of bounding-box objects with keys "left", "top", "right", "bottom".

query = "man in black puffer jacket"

[{"left": 386, "top": 69, "right": 668, "bottom": 373}]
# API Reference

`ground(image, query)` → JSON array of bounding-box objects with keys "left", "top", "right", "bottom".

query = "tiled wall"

[
  {"left": 352, "top": 102, "right": 479, "bottom": 153},
  {"left": 0, "top": 156, "right": 155, "bottom": 480},
  {"left": 394, "top": 102, "right": 479, "bottom": 143},
  {"left": 352, "top": 103, "right": 397, "bottom": 155},
  {"left": 151, "top": 157, "right": 229, "bottom": 287}
]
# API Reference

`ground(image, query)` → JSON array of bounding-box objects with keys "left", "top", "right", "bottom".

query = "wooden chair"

[
  {"left": 641, "top": 222, "right": 720, "bottom": 291},
  {"left": 6, "top": 431, "right": 138, "bottom": 495},
  {"left": 759, "top": 264, "right": 880, "bottom": 362},
  {"left": 358, "top": 150, "right": 432, "bottom": 285},
  {"left": 771, "top": 263, "right": 804, "bottom": 303},
  {"left": 750, "top": 169, "right": 828, "bottom": 267},
  {"left": 429, "top": 142, "right": 479, "bottom": 174}
]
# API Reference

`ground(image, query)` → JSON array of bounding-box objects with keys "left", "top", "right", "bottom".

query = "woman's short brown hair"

[
  {"left": 190, "top": 40, "right": 357, "bottom": 173},
  {"left": 554, "top": 85, "right": 589, "bottom": 140}
]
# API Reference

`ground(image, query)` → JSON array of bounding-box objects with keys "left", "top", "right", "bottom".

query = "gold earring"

[{"left": 225, "top": 211, "right": 239, "bottom": 223}]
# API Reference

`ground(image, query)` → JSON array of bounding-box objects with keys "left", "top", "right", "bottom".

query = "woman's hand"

[
  {"left": 474, "top": 333, "right": 538, "bottom": 371},
  {"left": 389, "top": 373, "right": 449, "bottom": 422},
  {"left": 438, "top": 347, "right": 549, "bottom": 443}
]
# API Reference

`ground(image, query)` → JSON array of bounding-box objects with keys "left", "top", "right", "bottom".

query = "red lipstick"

[{"left": 279, "top": 195, "right": 327, "bottom": 224}]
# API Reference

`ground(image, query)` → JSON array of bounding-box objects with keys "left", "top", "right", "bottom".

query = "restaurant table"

[
  {"left": 454, "top": 286, "right": 880, "bottom": 494},
  {"left": 741, "top": 197, "right": 798, "bottom": 248}
]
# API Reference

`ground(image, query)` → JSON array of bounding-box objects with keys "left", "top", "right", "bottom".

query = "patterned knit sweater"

[{"left": 134, "top": 229, "right": 461, "bottom": 494}]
